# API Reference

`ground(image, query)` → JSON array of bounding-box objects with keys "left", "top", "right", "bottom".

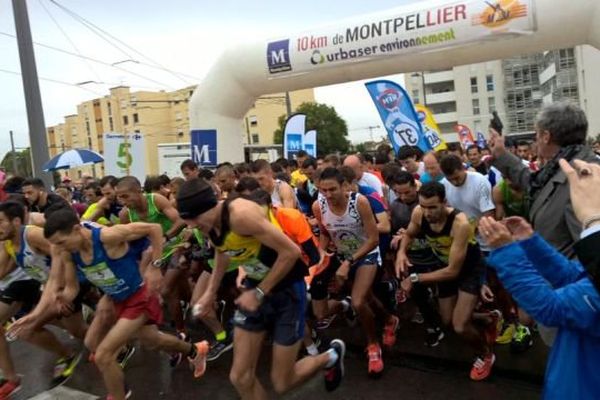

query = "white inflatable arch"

[{"left": 189, "top": 0, "right": 600, "bottom": 165}]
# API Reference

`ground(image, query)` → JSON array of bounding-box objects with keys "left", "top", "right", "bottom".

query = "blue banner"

[
  {"left": 191, "top": 129, "right": 217, "bottom": 167},
  {"left": 365, "top": 80, "right": 432, "bottom": 154}
]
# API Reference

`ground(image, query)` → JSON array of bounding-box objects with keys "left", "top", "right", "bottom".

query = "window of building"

[
  {"left": 123, "top": 115, "right": 129, "bottom": 125},
  {"left": 472, "top": 99, "right": 480, "bottom": 115},
  {"left": 134, "top": 129, "right": 140, "bottom": 133},
  {"left": 120, "top": 99, "right": 126, "bottom": 109},
  {"left": 486, "top": 75, "right": 495, "bottom": 91},
  {"left": 109, "top": 117, "right": 114, "bottom": 131},
  {"left": 107, "top": 102, "right": 112, "bottom": 116},
  {"left": 412, "top": 89, "right": 420, "bottom": 104},
  {"left": 470, "top": 77, "right": 478, "bottom": 94},
  {"left": 85, "top": 121, "right": 90, "bottom": 135},
  {"left": 249, "top": 115, "right": 258, "bottom": 127},
  {"left": 488, "top": 97, "right": 496, "bottom": 113},
  {"left": 133, "top": 113, "right": 139, "bottom": 124},
  {"left": 130, "top": 96, "right": 137, "bottom": 106},
  {"left": 252, "top": 134, "right": 259, "bottom": 144}
]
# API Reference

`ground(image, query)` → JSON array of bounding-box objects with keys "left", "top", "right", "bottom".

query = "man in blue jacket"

[{"left": 480, "top": 212, "right": 600, "bottom": 399}]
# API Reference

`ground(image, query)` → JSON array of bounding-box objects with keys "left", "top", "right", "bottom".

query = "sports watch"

[{"left": 409, "top": 273, "right": 419, "bottom": 283}]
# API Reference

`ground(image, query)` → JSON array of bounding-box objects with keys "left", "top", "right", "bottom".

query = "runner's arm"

[
  {"left": 279, "top": 181, "right": 297, "bottom": 209},
  {"left": 84, "top": 197, "right": 109, "bottom": 222},
  {"left": 351, "top": 195, "right": 379, "bottom": 261},
  {"left": 205, "top": 250, "right": 230, "bottom": 296},
  {"left": 101, "top": 222, "right": 163, "bottom": 263},
  {"left": 154, "top": 194, "right": 186, "bottom": 239},
  {"left": 492, "top": 185, "right": 505, "bottom": 220},
  {"left": 397, "top": 206, "right": 422, "bottom": 257},
  {"left": 312, "top": 201, "right": 331, "bottom": 253},
  {"left": 231, "top": 203, "right": 301, "bottom": 295},
  {"left": 119, "top": 207, "right": 130, "bottom": 224},
  {"left": 374, "top": 210, "right": 391, "bottom": 234},
  {"left": 417, "top": 214, "right": 471, "bottom": 283}
]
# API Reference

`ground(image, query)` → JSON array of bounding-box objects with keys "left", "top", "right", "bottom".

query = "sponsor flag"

[
  {"left": 304, "top": 129, "right": 317, "bottom": 157},
  {"left": 415, "top": 104, "right": 447, "bottom": 151},
  {"left": 283, "top": 114, "right": 307, "bottom": 159},
  {"left": 365, "top": 80, "right": 432, "bottom": 154},
  {"left": 455, "top": 124, "right": 475, "bottom": 148},
  {"left": 476, "top": 131, "right": 487, "bottom": 148}
]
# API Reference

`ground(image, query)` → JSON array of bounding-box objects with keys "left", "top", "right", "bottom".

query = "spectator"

[
  {"left": 323, "top": 154, "right": 340, "bottom": 168},
  {"left": 21, "top": 177, "right": 69, "bottom": 213},
  {"left": 180, "top": 159, "right": 200, "bottom": 181},
  {"left": 466, "top": 145, "right": 488, "bottom": 176},
  {"left": 489, "top": 101, "right": 599, "bottom": 258},
  {"left": 516, "top": 141, "right": 533, "bottom": 161}
]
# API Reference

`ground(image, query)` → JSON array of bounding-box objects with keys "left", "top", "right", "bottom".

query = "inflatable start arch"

[{"left": 189, "top": 0, "right": 600, "bottom": 166}]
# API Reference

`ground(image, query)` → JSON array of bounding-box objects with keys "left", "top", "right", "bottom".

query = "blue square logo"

[
  {"left": 191, "top": 129, "right": 217, "bottom": 167},
  {"left": 267, "top": 40, "right": 291, "bottom": 74}
]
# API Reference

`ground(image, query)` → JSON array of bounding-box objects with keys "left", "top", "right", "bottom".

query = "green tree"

[
  {"left": 274, "top": 102, "right": 350, "bottom": 156},
  {"left": 1, "top": 148, "right": 32, "bottom": 177}
]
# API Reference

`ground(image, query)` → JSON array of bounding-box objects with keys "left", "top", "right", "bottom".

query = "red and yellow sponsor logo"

[{"left": 473, "top": 0, "right": 528, "bottom": 28}]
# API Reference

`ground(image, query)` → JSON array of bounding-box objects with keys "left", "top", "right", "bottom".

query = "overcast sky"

[{"left": 0, "top": 0, "right": 416, "bottom": 161}]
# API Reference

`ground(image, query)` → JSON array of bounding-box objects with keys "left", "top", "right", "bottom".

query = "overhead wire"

[
  {"left": 48, "top": 0, "right": 197, "bottom": 85},
  {"left": 36, "top": 0, "right": 102, "bottom": 83},
  {"left": 0, "top": 31, "right": 176, "bottom": 90},
  {"left": 0, "top": 67, "right": 104, "bottom": 95}
]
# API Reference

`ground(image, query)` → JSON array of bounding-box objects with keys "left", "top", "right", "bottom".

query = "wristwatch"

[
  {"left": 409, "top": 273, "right": 419, "bottom": 283},
  {"left": 254, "top": 287, "right": 265, "bottom": 304},
  {"left": 152, "top": 259, "right": 164, "bottom": 269}
]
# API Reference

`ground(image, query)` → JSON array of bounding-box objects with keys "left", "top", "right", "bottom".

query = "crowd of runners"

[{"left": 0, "top": 101, "right": 598, "bottom": 400}]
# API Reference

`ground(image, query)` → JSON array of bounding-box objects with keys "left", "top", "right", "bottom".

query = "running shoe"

[
  {"left": 424, "top": 327, "right": 445, "bottom": 347},
  {"left": 207, "top": 337, "right": 233, "bottom": 362},
  {"left": 366, "top": 343, "right": 384, "bottom": 377},
  {"left": 341, "top": 297, "right": 357, "bottom": 327},
  {"left": 51, "top": 352, "right": 82, "bottom": 387},
  {"left": 117, "top": 344, "right": 136, "bottom": 369},
  {"left": 382, "top": 315, "right": 400, "bottom": 348},
  {"left": 188, "top": 341, "right": 210, "bottom": 378},
  {"left": 170, "top": 332, "right": 191, "bottom": 368},
  {"left": 316, "top": 314, "right": 337, "bottom": 330},
  {"left": 469, "top": 353, "right": 495, "bottom": 381},
  {"left": 496, "top": 322, "right": 515, "bottom": 345},
  {"left": 0, "top": 378, "right": 21, "bottom": 399},
  {"left": 510, "top": 324, "right": 533, "bottom": 354},
  {"left": 485, "top": 310, "right": 502, "bottom": 347},
  {"left": 324, "top": 339, "right": 346, "bottom": 392}
]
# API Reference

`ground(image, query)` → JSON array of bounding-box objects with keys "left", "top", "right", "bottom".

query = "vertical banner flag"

[
  {"left": 365, "top": 80, "right": 432, "bottom": 154},
  {"left": 304, "top": 129, "right": 317, "bottom": 157},
  {"left": 455, "top": 124, "right": 475, "bottom": 148},
  {"left": 283, "top": 114, "right": 307, "bottom": 159},
  {"left": 103, "top": 132, "right": 146, "bottom": 180},
  {"left": 476, "top": 131, "right": 487, "bottom": 148},
  {"left": 191, "top": 130, "right": 218, "bottom": 168},
  {"left": 415, "top": 104, "right": 447, "bottom": 151}
]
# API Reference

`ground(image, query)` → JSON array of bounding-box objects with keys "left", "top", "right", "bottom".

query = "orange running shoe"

[
  {"left": 470, "top": 353, "right": 496, "bottom": 381},
  {"left": 382, "top": 315, "right": 400, "bottom": 348},
  {"left": 188, "top": 341, "right": 210, "bottom": 378},
  {"left": 366, "top": 343, "right": 384, "bottom": 377}
]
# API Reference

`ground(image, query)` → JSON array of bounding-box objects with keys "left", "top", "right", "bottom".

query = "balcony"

[
  {"left": 424, "top": 70, "right": 454, "bottom": 84},
  {"left": 434, "top": 112, "right": 458, "bottom": 124},
  {"left": 425, "top": 91, "right": 456, "bottom": 105}
]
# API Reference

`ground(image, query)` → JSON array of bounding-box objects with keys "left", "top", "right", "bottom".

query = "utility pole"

[
  {"left": 12, "top": 0, "right": 52, "bottom": 188},
  {"left": 285, "top": 91, "right": 292, "bottom": 117},
  {"left": 9, "top": 131, "right": 19, "bottom": 176}
]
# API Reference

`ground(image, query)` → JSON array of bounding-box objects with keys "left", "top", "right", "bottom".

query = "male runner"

[
  {"left": 22, "top": 178, "right": 69, "bottom": 213},
  {"left": 250, "top": 159, "right": 296, "bottom": 208},
  {"left": 177, "top": 178, "right": 345, "bottom": 399},
  {"left": 312, "top": 167, "right": 398, "bottom": 377},
  {"left": 0, "top": 202, "right": 84, "bottom": 395},
  {"left": 116, "top": 176, "right": 189, "bottom": 351},
  {"left": 41, "top": 209, "right": 208, "bottom": 400},
  {"left": 396, "top": 182, "right": 495, "bottom": 381},
  {"left": 84, "top": 176, "right": 122, "bottom": 225}
]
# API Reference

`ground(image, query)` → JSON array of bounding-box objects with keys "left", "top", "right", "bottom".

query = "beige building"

[
  {"left": 47, "top": 86, "right": 315, "bottom": 179},
  {"left": 406, "top": 61, "right": 507, "bottom": 143}
]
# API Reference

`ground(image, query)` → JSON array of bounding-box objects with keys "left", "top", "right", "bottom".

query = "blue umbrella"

[{"left": 42, "top": 148, "right": 104, "bottom": 172}]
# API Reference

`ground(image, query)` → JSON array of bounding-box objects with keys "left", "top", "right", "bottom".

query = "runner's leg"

[
  {"left": 0, "top": 302, "right": 22, "bottom": 382},
  {"left": 229, "top": 327, "right": 267, "bottom": 400},
  {"left": 270, "top": 341, "right": 331, "bottom": 394}
]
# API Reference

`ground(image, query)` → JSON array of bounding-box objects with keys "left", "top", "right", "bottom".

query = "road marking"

[{"left": 27, "top": 386, "right": 99, "bottom": 399}]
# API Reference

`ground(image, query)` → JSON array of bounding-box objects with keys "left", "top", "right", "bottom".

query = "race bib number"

[{"left": 240, "top": 259, "right": 270, "bottom": 281}]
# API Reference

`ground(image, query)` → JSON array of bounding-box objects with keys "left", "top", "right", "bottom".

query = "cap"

[{"left": 176, "top": 178, "right": 218, "bottom": 219}]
